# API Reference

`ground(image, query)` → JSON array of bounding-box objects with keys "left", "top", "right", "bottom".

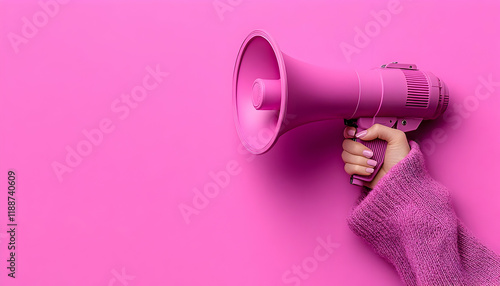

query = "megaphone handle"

[{"left": 350, "top": 138, "right": 388, "bottom": 186}]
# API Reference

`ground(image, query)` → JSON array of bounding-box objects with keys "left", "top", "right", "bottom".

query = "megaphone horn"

[{"left": 232, "top": 30, "right": 449, "bottom": 186}]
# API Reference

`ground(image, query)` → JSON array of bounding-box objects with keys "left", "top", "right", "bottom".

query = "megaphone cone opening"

[{"left": 233, "top": 30, "right": 288, "bottom": 154}]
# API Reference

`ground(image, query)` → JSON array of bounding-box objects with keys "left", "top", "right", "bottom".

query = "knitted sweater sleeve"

[{"left": 347, "top": 141, "right": 500, "bottom": 286}]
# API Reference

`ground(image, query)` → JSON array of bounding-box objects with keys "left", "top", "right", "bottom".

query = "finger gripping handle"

[{"left": 351, "top": 138, "right": 388, "bottom": 186}]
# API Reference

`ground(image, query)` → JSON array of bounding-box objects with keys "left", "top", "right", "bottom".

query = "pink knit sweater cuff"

[
  {"left": 347, "top": 141, "right": 500, "bottom": 286},
  {"left": 347, "top": 140, "right": 452, "bottom": 255}
]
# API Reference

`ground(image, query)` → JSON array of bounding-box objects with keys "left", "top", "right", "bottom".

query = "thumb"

[{"left": 356, "top": 124, "right": 405, "bottom": 144}]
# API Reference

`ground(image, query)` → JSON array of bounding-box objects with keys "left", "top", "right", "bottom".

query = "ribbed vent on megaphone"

[
  {"left": 441, "top": 87, "right": 450, "bottom": 110},
  {"left": 403, "top": 69, "right": 430, "bottom": 108}
]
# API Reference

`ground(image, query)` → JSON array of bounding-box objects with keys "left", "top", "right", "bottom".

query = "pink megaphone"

[{"left": 233, "top": 30, "right": 449, "bottom": 186}]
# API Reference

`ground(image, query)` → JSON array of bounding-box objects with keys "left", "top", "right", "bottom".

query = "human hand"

[{"left": 342, "top": 124, "right": 410, "bottom": 189}]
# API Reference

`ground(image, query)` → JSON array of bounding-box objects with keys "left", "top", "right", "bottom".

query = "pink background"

[{"left": 1, "top": 0, "right": 499, "bottom": 285}]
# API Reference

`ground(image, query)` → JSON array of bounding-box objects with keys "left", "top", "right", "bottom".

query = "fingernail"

[
  {"left": 355, "top": 130, "right": 367, "bottom": 138},
  {"left": 347, "top": 129, "right": 355, "bottom": 137},
  {"left": 367, "top": 159, "right": 377, "bottom": 167},
  {"left": 362, "top": 150, "right": 373, "bottom": 158},
  {"left": 366, "top": 168, "right": 374, "bottom": 174}
]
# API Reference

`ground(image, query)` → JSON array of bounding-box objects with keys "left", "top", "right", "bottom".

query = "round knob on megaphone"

[{"left": 252, "top": 78, "right": 281, "bottom": 110}]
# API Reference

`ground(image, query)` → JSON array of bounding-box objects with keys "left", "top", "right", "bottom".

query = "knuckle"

[
  {"left": 358, "top": 156, "right": 367, "bottom": 166},
  {"left": 392, "top": 127, "right": 403, "bottom": 135},
  {"left": 342, "top": 139, "right": 351, "bottom": 150},
  {"left": 352, "top": 165, "right": 361, "bottom": 174},
  {"left": 341, "top": 151, "right": 348, "bottom": 162},
  {"left": 393, "top": 129, "right": 406, "bottom": 140},
  {"left": 372, "top": 124, "right": 382, "bottom": 132},
  {"left": 344, "top": 164, "right": 353, "bottom": 175},
  {"left": 353, "top": 142, "right": 365, "bottom": 155}
]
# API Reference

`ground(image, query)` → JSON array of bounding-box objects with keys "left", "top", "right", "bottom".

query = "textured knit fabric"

[{"left": 348, "top": 141, "right": 500, "bottom": 286}]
